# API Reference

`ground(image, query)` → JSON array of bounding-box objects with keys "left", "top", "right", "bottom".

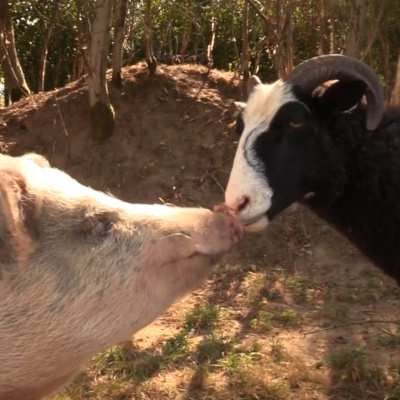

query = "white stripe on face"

[{"left": 225, "top": 81, "right": 294, "bottom": 225}]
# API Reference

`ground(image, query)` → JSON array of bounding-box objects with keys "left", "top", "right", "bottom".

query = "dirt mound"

[{"left": 0, "top": 63, "right": 240, "bottom": 207}]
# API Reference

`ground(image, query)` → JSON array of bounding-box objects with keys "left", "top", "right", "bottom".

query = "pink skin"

[
  {"left": 214, "top": 202, "right": 264, "bottom": 233},
  {"left": 196, "top": 207, "right": 244, "bottom": 254}
]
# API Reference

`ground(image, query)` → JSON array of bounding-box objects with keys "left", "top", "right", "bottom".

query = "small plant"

[
  {"left": 162, "top": 331, "right": 190, "bottom": 363},
  {"left": 250, "top": 310, "right": 274, "bottom": 332},
  {"left": 224, "top": 353, "right": 290, "bottom": 400},
  {"left": 323, "top": 302, "right": 350, "bottom": 322},
  {"left": 53, "top": 372, "right": 92, "bottom": 399},
  {"left": 327, "top": 346, "right": 385, "bottom": 389},
  {"left": 93, "top": 345, "right": 137, "bottom": 379},
  {"left": 247, "top": 272, "right": 282, "bottom": 304},
  {"left": 274, "top": 308, "right": 299, "bottom": 326},
  {"left": 196, "top": 335, "right": 231, "bottom": 364},
  {"left": 220, "top": 347, "right": 263, "bottom": 375},
  {"left": 92, "top": 345, "right": 161, "bottom": 382},
  {"left": 184, "top": 304, "right": 220, "bottom": 333},
  {"left": 286, "top": 275, "right": 310, "bottom": 303},
  {"left": 270, "top": 339, "right": 288, "bottom": 363}
]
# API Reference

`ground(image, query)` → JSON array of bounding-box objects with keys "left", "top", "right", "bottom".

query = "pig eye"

[{"left": 80, "top": 211, "right": 117, "bottom": 237}]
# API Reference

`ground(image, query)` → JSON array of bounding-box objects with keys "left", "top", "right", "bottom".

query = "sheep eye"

[{"left": 289, "top": 121, "right": 304, "bottom": 129}]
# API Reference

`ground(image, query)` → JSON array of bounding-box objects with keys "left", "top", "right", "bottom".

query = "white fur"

[{"left": 225, "top": 80, "right": 294, "bottom": 226}]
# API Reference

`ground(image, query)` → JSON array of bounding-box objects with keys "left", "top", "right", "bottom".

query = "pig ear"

[
  {"left": 0, "top": 170, "right": 37, "bottom": 277},
  {"left": 21, "top": 153, "right": 50, "bottom": 168}
]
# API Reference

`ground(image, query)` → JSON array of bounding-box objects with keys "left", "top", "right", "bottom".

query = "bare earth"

[{"left": 1, "top": 64, "right": 399, "bottom": 400}]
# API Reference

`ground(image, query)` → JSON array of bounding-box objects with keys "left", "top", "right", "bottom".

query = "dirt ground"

[{"left": 1, "top": 64, "right": 399, "bottom": 400}]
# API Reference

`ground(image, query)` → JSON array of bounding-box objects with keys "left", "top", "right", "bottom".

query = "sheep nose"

[{"left": 235, "top": 196, "right": 250, "bottom": 214}]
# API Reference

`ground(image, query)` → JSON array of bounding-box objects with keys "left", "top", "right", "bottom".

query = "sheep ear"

[
  {"left": 247, "top": 75, "right": 262, "bottom": 97},
  {"left": 0, "top": 170, "right": 36, "bottom": 277},
  {"left": 318, "top": 80, "right": 367, "bottom": 112},
  {"left": 231, "top": 101, "right": 246, "bottom": 118}
]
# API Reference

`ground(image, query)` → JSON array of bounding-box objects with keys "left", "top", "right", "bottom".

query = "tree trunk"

[
  {"left": 180, "top": 1, "right": 193, "bottom": 59},
  {"left": 390, "top": 54, "right": 400, "bottom": 106},
  {"left": 345, "top": 0, "right": 367, "bottom": 58},
  {"left": 241, "top": 1, "right": 250, "bottom": 85},
  {"left": 38, "top": 25, "right": 54, "bottom": 92},
  {"left": 284, "top": 6, "right": 294, "bottom": 76},
  {"left": 0, "top": 0, "right": 30, "bottom": 102},
  {"left": 112, "top": 0, "right": 128, "bottom": 88},
  {"left": 363, "top": 2, "right": 385, "bottom": 60},
  {"left": 38, "top": 0, "right": 59, "bottom": 92},
  {"left": 317, "top": 0, "right": 328, "bottom": 55},
  {"left": 206, "top": 4, "right": 216, "bottom": 68},
  {"left": 87, "top": 0, "right": 115, "bottom": 141},
  {"left": 144, "top": 0, "right": 157, "bottom": 75}
]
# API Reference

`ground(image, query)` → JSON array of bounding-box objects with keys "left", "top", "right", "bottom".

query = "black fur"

[{"left": 251, "top": 81, "right": 400, "bottom": 284}]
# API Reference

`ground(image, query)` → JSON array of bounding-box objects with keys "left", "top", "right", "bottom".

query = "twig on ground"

[
  {"left": 209, "top": 173, "right": 225, "bottom": 194},
  {"left": 304, "top": 319, "right": 400, "bottom": 335}
]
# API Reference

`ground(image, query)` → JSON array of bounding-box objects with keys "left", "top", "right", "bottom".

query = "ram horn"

[{"left": 287, "top": 54, "right": 384, "bottom": 130}]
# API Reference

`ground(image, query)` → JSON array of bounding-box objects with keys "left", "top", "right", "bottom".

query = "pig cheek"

[{"left": 143, "top": 233, "right": 196, "bottom": 266}]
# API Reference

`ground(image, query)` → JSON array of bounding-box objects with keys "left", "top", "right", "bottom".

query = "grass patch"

[
  {"left": 322, "top": 302, "right": 350, "bottom": 322},
  {"left": 250, "top": 310, "right": 274, "bottom": 332},
  {"left": 52, "top": 373, "right": 92, "bottom": 399},
  {"left": 221, "top": 345, "right": 290, "bottom": 400},
  {"left": 274, "top": 308, "right": 299, "bottom": 327},
  {"left": 270, "top": 340, "right": 288, "bottom": 363},
  {"left": 247, "top": 272, "right": 283, "bottom": 304},
  {"left": 327, "top": 346, "right": 387, "bottom": 397},
  {"left": 196, "top": 335, "right": 231, "bottom": 365},
  {"left": 220, "top": 345, "right": 263, "bottom": 375},
  {"left": 162, "top": 331, "right": 190, "bottom": 363},
  {"left": 285, "top": 275, "right": 311, "bottom": 303},
  {"left": 93, "top": 345, "right": 161, "bottom": 382},
  {"left": 184, "top": 304, "right": 221, "bottom": 333},
  {"left": 250, "top": 307, "right": 299, "bottom": 332}
]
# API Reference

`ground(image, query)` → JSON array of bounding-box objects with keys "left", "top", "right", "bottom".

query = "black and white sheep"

[{"left": 225, "top": 54, "right": 400, "bottom": 284}]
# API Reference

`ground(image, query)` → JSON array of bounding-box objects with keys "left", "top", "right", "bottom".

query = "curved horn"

[{"left": 287, "top": 54, "right": 384, "bottom": 130}]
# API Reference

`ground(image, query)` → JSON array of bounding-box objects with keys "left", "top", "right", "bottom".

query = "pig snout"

[{"left": 192, "top": 209, "right": 243, "bottom": 256}]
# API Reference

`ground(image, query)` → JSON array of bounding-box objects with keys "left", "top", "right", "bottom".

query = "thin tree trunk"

[
  {"left": 253, "top": 37, "right": 267, "bottom": 75},
  {"left": 180, "top": 2, "right": 193, "bottom": 59},
  {"left": 345, "top": 0, "right": 367, "bottom": 58},
  {"left": 38, "top": 0, "right": 59, "bottom": 92},
  {"left": 390, "top": 54, "right": 400, "bottom": 106},
  {"left": 38, "top": 25, "right": 54, "bottom": 91},
  {"left": 206, "top": 4, "right": 216, "bottom": 67},
  {"left": 329, "top": 14, "right": 335, "bottom": 53},
  {"left": 317, "top": 0, "right": 328, "bottom": 55},
  {"left": 241, "top": 0, "right": 250, "bottom": 84},
  {"left": 72, "top": 53, "right": 85, "bottom": 82},
  {"left": 87, "top": 0, "right": 115, "bottom": 141},
  {"left": 144, "top": 0, "right": 157, "bottom": 75},
  {"left": 0, "top": 0, "right": 30, "bottom": 102},
  {"left": 54, "top": 54, "right": 63, "bottom": 88},
  {"left": 284, "top": 7, "right": 294, "bottom": 76},
  {"left": 112, "top": 0, "right": 128, "bottom": 87},
  {"left": 362, "top": 2, "right": 385, "bottom": 59}
]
